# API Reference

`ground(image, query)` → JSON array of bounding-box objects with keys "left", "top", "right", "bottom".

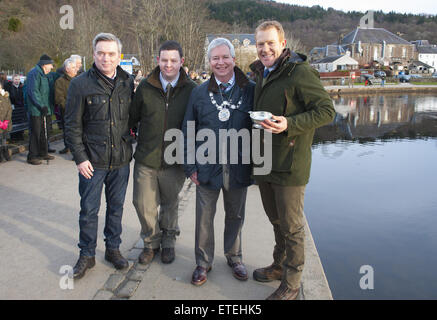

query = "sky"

[{"left": 276, "top": 0, "right": 437, "bottom": 15}]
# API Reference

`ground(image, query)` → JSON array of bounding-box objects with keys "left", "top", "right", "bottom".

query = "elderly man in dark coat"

[
  {"left": 182, "top": 38, "right": 255, "bottom": 286},
  {"left": 55, "top": 57, "right": 77, "bottom": 154}
]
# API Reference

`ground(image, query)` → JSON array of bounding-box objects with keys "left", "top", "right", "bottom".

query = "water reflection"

[
  {"left": 307, "top": 93, "right": 437, "bottom": 299},
  {"left": 314, "top": 94, "right": 437, "bottom": 144}
]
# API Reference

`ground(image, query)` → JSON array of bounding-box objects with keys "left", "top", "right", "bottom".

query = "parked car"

[
  {"left": 395, "top": 74, "right": 411, "bottom": 83},
  {"left": 374, "top": 70, "right": 386, "bottom": 78},
  {"left": 361, "top": 74, "right": 381, "bottom": 85},
  {"left": 432, "top": 73, "right": 437, "bottom": 78},
  {"left": 410, "top": 74, "right": 422, "bottom": 79}
]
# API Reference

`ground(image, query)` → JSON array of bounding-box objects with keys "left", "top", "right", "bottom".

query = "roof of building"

[
  {"left": 309, "top": 45, "right": 346, "bottom": 58},
  {"left": 417, "top": 46, "right": 437, "bottom": 54},
  {"left": 206, "top": 34, "right": 256, "bottom": 46},
  {"left": 411, "top": 60, "right": 434, "bottom": 68},
  {"left": 340, "top": 28, "right": 412, "bottom": 45},
  {"left": 312, "top": 55, "right": 358, "bottom": 64},
  {"left": 412, "top": 40, "right": 430, "bottom": 46}
]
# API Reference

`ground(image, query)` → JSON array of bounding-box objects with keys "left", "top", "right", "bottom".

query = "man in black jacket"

[
  {"left": 65, "top": 33, "right": 134, "bottom": 279},
  {"left": 6, "top": 75, "right": 26, "bottom": 141}
]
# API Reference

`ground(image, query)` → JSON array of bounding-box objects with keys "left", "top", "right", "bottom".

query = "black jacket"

[
  {"left": 7, "top": 83, "right": 24, "bottom": 107},
  {"left": 64, "top": 64, "right": 134, "bottom": 170}
]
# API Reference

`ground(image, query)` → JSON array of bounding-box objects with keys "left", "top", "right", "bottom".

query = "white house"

[
  {"left": 417, "top": 46, "right": 437, "bottom": 68},
  {"left": 311, "top": 54, "right": 359, "bottom": 73}
]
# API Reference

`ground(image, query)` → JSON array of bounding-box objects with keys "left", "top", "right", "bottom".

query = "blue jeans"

[{"left": 78, "top": 165, "right": 130, "bottom": 256}]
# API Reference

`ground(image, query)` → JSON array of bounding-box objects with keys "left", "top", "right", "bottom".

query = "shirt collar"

[
  {"left": 160, "top": 72, "right": 180, "bottom": 92},
  {"left": 264, "top": 64, "right": 277, "bottom": 73},
  {"left": 215, "top": 72, "right": 235, "bottom": 89}
]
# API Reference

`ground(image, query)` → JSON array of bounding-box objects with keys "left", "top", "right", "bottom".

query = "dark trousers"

[
  {"left": 195, "top": 185, "right": 247, "bottom": 268},
  {"left": 78, "top": 165, "right": 130, "bottom": 257},
  {"left": 60, "top": 107, "right": 68, "bottom": 149},
  {"left": 27, "top": 115, "right": 49, "bottom": 160}
]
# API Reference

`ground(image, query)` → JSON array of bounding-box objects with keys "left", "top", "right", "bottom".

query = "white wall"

[{"left": 418, "top": 53, "right": 437, "bottom": 68}]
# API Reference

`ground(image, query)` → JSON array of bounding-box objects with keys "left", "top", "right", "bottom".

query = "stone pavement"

[{"left": 0, "top": 139, "right": 332, "bottom": 300}]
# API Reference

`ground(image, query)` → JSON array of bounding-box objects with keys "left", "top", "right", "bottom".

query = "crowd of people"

[
  {"left": 1, "top": 20, "right": 335, "bottom": 300},
  {"left": 0, "top": 54, "right": 83, "bottom": 164}
]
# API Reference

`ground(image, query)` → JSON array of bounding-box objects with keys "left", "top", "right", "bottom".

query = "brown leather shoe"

[
  {"left": 253, "top": 264, "right": 283, "bottom": 282},
  {"left": 161, "top": 247, "right": 175, "bottom": 264},
  {"left": 27, "top": 158, "right": 42, "bottom": 165},
  {"left": 191, "top": 266, "right": 212, "bottom": 286},
  {"left": 266, "top": 283, "right": 300, "bottom": 300},
  {"left": 227, "top": 261, "right": 248, "bottom": 281},
  {"left": 138, "top": 247, "right": 159, "bottom": 265}
]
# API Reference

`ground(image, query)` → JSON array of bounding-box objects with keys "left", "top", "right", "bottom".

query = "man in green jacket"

[
  {"left": 26, "top": 54, "right": 55, "bottom": 165},
  {"left": 250, "top": 21, "right": 335, "bottom": 300},
  {"left": 129, "top": 41, "right": 197, "bottom": 265}
]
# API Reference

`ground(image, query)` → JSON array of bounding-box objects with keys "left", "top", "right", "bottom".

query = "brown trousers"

[
  {"left": 133, "top": 163, "right": 186, "bottom": 249},
  {"left": 258, "top": 182, "right": 306, "bottom": 290}
]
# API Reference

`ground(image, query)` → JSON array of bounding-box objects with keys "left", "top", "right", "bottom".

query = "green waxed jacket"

[
  {"left": 25, "top": 65, "right": 52, "bottom": 117},
  {"left": 129, "top": 66, "right": 197, "bottom": 170},
  {"left": 250, "top": 49, "right": 335, "bottom": 186}
]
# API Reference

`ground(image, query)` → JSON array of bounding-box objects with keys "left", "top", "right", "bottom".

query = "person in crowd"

[
  {"left": 65, "top": 33, "right": 134, "bottom": 279},
  {"left": 129, "top": 41, "right": 196, "bottom": 266},
  {"left": 182, "top": 38, "right": 254, "bottom": 286},
  {"left": 6, "top": 75, "right": 26, "bottom": 141},
  {"left": 0, "top": 82, "right": 12, "bottom": 162},
  {"left": 70, "top": 55, "right": 84, "bottom": 74},
  {"left": 25, "top": 54, "right": 55, "bottom": 165},
  {"left": 133, "top": 69, "right": 143, "bottom": 92},
  {"left": 249, "top": 20, "right": 335, "bottom": 300},
  {"left": 189, "top": 70, "right": 202, "bottom": 85},
  {"left": 0, "top": 72, "right": 9, "bottom": 91},
  {"left": 55, "top": 58, "right": 78, "bottom": 154},
  {"left": 198, "top": 71, "right": 209, "bottom": 84}
]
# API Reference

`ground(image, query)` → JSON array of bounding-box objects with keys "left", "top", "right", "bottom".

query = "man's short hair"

[
  {"left": 63, "top": 58, "right": 76, "bottom": 69},
  {"left": 92, "top": 33, "right": 122, "bottom": 53},
  {"left": 158, "top": 40, "right": 183, "bottom": 58},
  {"left": 255, "top": 20, "right": 285, "bottom": 42},
  {"left": 70, "top": 54, "right": 82, "bottom": 62},
  {"left": 207, "top": 38, "right": 235, "bottom": 61}
]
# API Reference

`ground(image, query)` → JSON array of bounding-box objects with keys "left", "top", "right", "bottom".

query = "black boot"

[
  {"left": 0, "top": 147, "right": 4, "bottom": 163},
  {"left": 3, "top": 146, "right": 11, "bottom": 161},
  {"left": 73, "top": 255, "right": 96, "bottom": 279},
  {"left": 105, "top": 249, "right": 129, "bottom": 270}
]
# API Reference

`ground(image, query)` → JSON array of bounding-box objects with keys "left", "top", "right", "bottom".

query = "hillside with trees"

[
  {"left": 1, "top": 0, "right": 436, "bottom": 72},
  {"left": 207, "top": 0, "right": 437, "bottom": 51}
]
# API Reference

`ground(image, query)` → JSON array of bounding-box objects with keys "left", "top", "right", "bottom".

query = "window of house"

[{"left": 402, "top": 48, "right": 406, "bottom": 58}]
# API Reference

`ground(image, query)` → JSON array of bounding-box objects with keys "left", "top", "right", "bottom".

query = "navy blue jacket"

[{"left": 182, "top": 67, "right": 254, "bottom": 190}]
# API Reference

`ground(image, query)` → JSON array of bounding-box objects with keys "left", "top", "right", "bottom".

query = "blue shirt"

[{"left": 160, "top": 72, "right": 180, "bottom": 92}]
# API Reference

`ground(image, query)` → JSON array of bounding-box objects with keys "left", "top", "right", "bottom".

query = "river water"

[{"left": 305, "top": 93, "right": 437, "bottom": 299}]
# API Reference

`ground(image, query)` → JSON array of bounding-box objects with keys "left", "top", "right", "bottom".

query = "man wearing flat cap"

[{"left": 26, "top": 54, "right": 55, "bottom": 165}]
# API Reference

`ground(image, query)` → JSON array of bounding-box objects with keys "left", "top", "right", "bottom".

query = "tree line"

[{"left": 1, "top": 0, "right": 437, "bottom": 73}]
